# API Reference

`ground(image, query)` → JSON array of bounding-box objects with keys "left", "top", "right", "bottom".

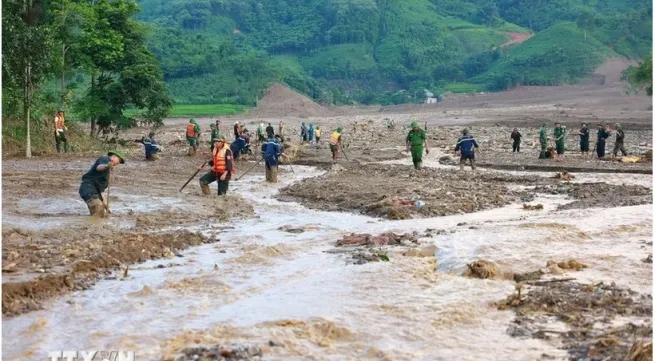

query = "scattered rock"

[
  {"left": 523, "top": 203, "right": 544, "bottom": 211},
  {"left": 278, "top": 225, "right": 305, "bottom": 234},
  {"left": 464, "top": 260, "right": 500, "bottom": 279},
  {"left": 547, "top": 259, "right": 587, "bottom": 271},
  {"left": 643, "top": 254, "right": 652, "bottom": 264},
  {"left": 554, "top": 171, "right": 574, "bottom": 181},
  {"left": 175, "top": 344, "right": 262, "bottom": 361},
  {"left": 336, "top": 232, "right": 417, "bottom": 247}
]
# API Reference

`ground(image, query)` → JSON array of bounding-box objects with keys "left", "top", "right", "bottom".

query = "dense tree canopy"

[
  {"left": 2, "top": 0, "right": 172, "bottom": 156},
  {"left": 135, "top": 0, "right": 652, "bottom": 106}
]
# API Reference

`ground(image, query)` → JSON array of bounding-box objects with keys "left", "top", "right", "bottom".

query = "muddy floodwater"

[
  {"left": 2, "top": 161, "right": 652, "bottom": 361},
  {"left": 3, "top": 84, "right": 653, "bottom": 360}
]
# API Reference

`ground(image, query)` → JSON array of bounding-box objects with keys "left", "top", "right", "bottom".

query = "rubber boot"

[
  {"left": 470, "top": 159, "right": 477, "bottom": 170},
  {"left": 417, "top": 161, "right": 422, "bottom": 171},
  {"left": 87, "top": 199, "right": 106, "bottom": 217},
  {"left": 265, "top": 168, "right": 271, "bottom": 182},
  {"left": 200, "top": 182, "right": 210, "bottom": 195},
  {"left": 459, "top": 162, "right": 465, "bottom": 171}
]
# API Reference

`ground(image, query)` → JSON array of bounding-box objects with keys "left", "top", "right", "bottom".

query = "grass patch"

[
  {"left": 125, "top": 104, "right": 249, "bottom": 118},
  {"left": 494, "top": 21, "right": 531, "bottom": 33}
]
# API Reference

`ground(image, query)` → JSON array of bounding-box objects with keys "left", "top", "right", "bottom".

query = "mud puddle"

[{"left": 2, "top": 165, "right": 652, "bottom": 361}]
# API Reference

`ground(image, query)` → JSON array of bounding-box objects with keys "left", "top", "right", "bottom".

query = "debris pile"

[
  {"left": 171, "top": 344, "right": 262, "bottom": 361},
  {"left": 336, "top": 232, "right": 416, "bottom": 247},
  {"left": 522, "top": 203, "right": 544, "bottom": 211},
  {"left": 554, "top": 171, "right": 574, "bottom": 181},
  {"left": 499, "top": 280, "right": 652, "bottom": 361}
]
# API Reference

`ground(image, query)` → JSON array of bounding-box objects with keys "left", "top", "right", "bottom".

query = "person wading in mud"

[
  {"left": 308, "top": 123, "right": 315, "bottom": 144},
  {"left": 612, "top": 122, "right": 627, "bottom": 158},
  {"left": 78, "top": 151, "right": 125, "bottom": 217},
  {"left": 186, "top": 119, "right": 200, "bottom": 155},
  {"left": 329, "top": 127, "right": 343, "bottom": 161},
  {"left": 538, "top": 122, "right": 548, "bottom": 159},
  {"left": 314, "top": 126, "right": 322, "bottom": 144},
  {"left": 455, "top": 128, "right": 479, "bottom": 171},
  {"left": 266, "top": 122, "right": 275, "bottom": 139},
  {"left": 579, "top": 123, "right": 590, "bottom": 156},
  {"left": 143, "top": 131, "right": 162, "bottom": 161},
  {"left": 54, "top": 110, "right": 69, "bottom": 153},
  {"left": 209, "top": 124, "right": 220, "bottom": 152},
  {"left": 406, "top": 121, "right": 429, "bottom": 170},
  {"left": 257, "top": 123, "right": 265, "bottom": 146},
  {"left": 510, "top": 128, "right": 522, "bottom": 153},
  {"left": 230, "top": 129, "right": 249, "bottom": 161},
  {"left": 262, "top": 134, "right": 282, "bottom": 183},
  {"left": 233, "top": 121, "right": 242, "bottom": 140},
  {"left": 553, "top": 122, "right": 566, "bottom": 161},
  {"left": 301, "top": 122, "right": 308, "bottom": 143},
  {"left": 596, "top": 123, "right": 611, "bottom": 158},
  {"left": 200, "top": 137, "right": 234, "bottom": 196}
]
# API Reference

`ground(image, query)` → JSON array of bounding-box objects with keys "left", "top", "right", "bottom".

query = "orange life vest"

[
  {"left": 55, "top": 114, "right": 65, "bottom": 130},
  {"left": 329, "top": 131, "right": 341, "bottom": 145},
  {"left": 186, "top": 123, "right": 196, "bottom": 137},
  {"left": 213, "top": 145, "right": 235, "bottom": 174}
]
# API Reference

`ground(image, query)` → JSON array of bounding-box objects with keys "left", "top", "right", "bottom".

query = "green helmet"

[
  {"left": 410, "top": 121, "right": 418, "bottom": 128},
  {"left": 462, "top": 128, "right": 469, "bottom": 135},
  {"left": 190, "top": 119, "right": 197, "bottom": 124},
  {"left": 542, "top": 121, "right": 547, "bottom": 127},
  {"left": 336, "top": 127, "right": 343, "bottom": 132},
  {"left": 210, "top": 123, "right": 216, "bottom": 129},
  {"left": 614, "top": 122, "right": 621, "bottom": 128},
  {"left": 148, "top": 131, "right": 155, "bottom": 138}
]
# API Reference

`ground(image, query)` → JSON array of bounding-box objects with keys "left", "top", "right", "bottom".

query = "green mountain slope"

[{"left": 136, "top": 0, "right": 652, "bottom": 106}]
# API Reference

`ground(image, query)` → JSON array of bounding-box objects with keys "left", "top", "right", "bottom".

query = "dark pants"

[
  {"left": 580, "top": 141, "right": 589, "bottom": 152},
  {"left": 460, "top": 153, "right": 476, "bottom": 169},
  {"left": 199, "top": 171, "right": 230, "bottom": 195},
  {"left": 302, "top": 134, "right": 307, "bottom": 142},
  {"left": 613, "top": 140, "right": 627, "bottom": 157},
  {"left": 539, "top": 143, "right": 547, "bottom": 159},
  {"left": 79, "top": 180, "right": 101, "bottom": 202},
  {"left": 56, "top": 131, "right": 69, "bottom": 153},
  {"left": 597, "top": 141, "right": 606, "bottom": 158},
  {"left": 512, "top": 141, "right": 520, "bottom": 153}
]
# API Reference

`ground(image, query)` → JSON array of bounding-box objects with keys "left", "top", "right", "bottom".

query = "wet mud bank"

[
  {"left": 499, "top": 280, "right": 652, "bottom": 361},
  {"left": 2, "top": 229, "right": 212, "bottom": 316},
  {"left": 278, "top": 163, "right": 652, "bottom": 219}
]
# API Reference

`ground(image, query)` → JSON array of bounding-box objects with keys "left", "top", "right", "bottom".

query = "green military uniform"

[
  {"left": 613, "top": 123, "right": 627, "bottom": 157},
  {"left": 406, "top": 122, "right": 426, "bottom": 170},
  {"left": 539, "top": 123, "right": 547, "bottom": 159},
  {"left": 553, "top": 127, "right": 565, "bottom": 155},
  {"left": 209, "top": 125, "right": 220, "bottom": 152}
]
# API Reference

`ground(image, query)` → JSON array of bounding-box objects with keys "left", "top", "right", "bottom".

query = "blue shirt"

[
  {"left": 261, "top": 138, "right": 282, "bottom": 163},
  {"left": 143, "top": 137, "right": 160, "bottom": 157},
  {"left": 455, "top": 134, "right": 479, "bottom": 155},
  {"left": 231, "top": 137, "right": 247, "bottom": 158}
]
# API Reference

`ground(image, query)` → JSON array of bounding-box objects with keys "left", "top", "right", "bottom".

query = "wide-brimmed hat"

[{"left": 108, "top": 150, "right": 126, "bottom": 164}]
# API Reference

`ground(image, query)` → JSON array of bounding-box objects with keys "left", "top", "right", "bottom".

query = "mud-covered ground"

[
  {"left": 2, "top": 84, "right": 653, "bottom": 361},
  {"left": 2, "top": 148, "right": 257, "bottom": 316},
  {"left": 279, "top": 162, "right": 651, "bottom": 219}
]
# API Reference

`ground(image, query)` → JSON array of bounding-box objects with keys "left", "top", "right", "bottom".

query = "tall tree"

[{"left": 2, "top": 0, "right": 55, "bottom": 157}]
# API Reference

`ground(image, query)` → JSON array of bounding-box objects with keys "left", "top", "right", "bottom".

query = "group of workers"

[
  {"left": 76, "top": 115, "right": 634, "bottom": 217},
  {"left": 534, "top": 122, "right": 627, "bottom": 160},
  {"left": 300, "top": 122, "right": 322, "bottom": 144}
]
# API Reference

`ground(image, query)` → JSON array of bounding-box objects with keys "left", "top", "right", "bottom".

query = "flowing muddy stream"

[{"left": 2, "top": 164, "right": 652, "bottom": 361}]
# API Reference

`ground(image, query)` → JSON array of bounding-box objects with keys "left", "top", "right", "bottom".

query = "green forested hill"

[{"left": 136, "top": 0, "right": 652, "bottom": 106}]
